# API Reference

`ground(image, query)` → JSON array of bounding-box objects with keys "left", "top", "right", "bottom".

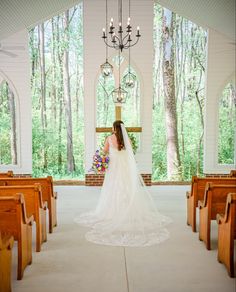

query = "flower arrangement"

[{"left": 89, "top": 149, "right": 110, "bottom": 173}]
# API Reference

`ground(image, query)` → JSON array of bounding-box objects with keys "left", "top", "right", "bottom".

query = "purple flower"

[{"left": 89, "top": 149, "right": 110, "bottom": 173}]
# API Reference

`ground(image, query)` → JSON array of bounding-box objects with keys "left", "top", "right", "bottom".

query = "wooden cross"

[{"left": 96, "top": 105, "right": 142, "bottom": 133}]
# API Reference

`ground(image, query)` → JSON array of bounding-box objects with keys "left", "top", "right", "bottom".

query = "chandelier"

[
  {"left": 100, "top": 0, "right": 140, "bottom": 104},
  {"left": 102, "top": 0, "right": 141, "bottom": 52}
]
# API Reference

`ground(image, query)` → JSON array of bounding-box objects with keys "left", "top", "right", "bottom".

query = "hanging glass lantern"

[
  {"left": 100, "top": 60, "right": 113, "bottom": 78},
  {"left": 111, "top": 86, "right": 128, "bottom": 104},
  {"left": 123, "top": 71, "right": 136, "bottom": 88}
]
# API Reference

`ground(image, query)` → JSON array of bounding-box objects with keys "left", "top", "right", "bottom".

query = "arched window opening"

[
  {"left": 218, "top": 82, "right": 236, "bottom": 164},
  {"left": 0, "top": 80, "right": 18, "bottom": 165}
]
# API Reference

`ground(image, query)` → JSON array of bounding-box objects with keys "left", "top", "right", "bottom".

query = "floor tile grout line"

[{"left": 123, "top": 247, "right": 130, "bottom": 292}]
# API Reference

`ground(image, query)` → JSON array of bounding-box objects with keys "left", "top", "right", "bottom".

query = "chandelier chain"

[{"left": 105, "top": 0, "right": 108, "bottom": 60}]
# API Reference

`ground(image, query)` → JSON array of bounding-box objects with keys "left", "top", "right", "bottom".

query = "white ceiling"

[
  {"left": 0, "top": 0, "right": 81, "bottom": 40},
  {"left": 0, "top": 0, "right": 235, "bottom": 41}
]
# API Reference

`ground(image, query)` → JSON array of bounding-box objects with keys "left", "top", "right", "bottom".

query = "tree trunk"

[
  {"left": 51, "top": 18, "right": 57, "bottom": 123},
  {"left": 56, "top": 16, "right": 63, "bottom": 172},
  {"left": 63, "top": 10, "right": 75, "bottom": 172},
  {"left": 29, "top": 28, "right": 36, "bottom": 86},
  {"left": 162, "top": 9, "right": 182, "bottom": 180},
  {"left": 38, "top": 23, "right": 48, "bottom": 170},
  {"left": 7, "top": 85, "right": 17, "bottom": 164},
  {"left": 58, "top": 97, "right": 63, "bottom": 172},
  {"left": 180, "top": 18, "right": 187, "bottom": 171},
  {"left": 75, "top": 62, "right": 81, "bottom": 128}
]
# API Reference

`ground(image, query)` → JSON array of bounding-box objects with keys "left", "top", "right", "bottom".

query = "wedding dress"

[{"left": 74, "top": 124, "right": 172, "bottom": 247}]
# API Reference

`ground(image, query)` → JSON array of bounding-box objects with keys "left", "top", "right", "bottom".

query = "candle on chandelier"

[{"left": 137, "top": 26, "right": 140, "bottom": 36}]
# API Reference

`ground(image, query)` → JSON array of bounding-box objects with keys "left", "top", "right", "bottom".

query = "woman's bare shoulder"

[
  {"left": 105, "top": 134, "right": 114, "bottom": 141},
  {"left": 110, "top": 134, "right": 117, "bottom": 140}
]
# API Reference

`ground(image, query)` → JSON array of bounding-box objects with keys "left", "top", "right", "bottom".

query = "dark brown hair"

[{"left": 113, "top": 120, "right": 125, "bottom": 151}]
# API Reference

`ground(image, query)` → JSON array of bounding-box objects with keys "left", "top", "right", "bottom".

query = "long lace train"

[{"left": 74, "top": 125, "right": 172, "bottom": 247}]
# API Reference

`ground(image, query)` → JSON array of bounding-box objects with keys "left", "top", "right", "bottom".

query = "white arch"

[
  {"left": 0, "top": 69, "right": 21, "bottom": 167},
  {"left": 216, "top": 73, "right": 236, "bottom": 166}
]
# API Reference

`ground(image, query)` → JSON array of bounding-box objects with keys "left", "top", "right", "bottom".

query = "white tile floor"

[{"left": 11, "top": 186, "right": 236, "bottom": 292}]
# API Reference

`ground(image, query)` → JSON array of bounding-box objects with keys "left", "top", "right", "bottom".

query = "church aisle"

[{"left": 12, "top": 186, "right": 235, "bottom": 292}]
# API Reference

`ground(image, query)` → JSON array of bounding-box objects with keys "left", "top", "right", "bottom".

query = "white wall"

[
  {"left": 84, "top": 0, "right": 153, "bottom": 173},
  {"left": 0, "top": 30, "right": 32, "bottom": 174},
  {"left": 204, "top": 29, "right": 236, "bottom": 173}
]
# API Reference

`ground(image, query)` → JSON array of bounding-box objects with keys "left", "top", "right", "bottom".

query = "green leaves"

[
  {"left": 218, "top": 83, "right": 236, "bottom": 164},
  {"left": 31, "top": 3, "right": 84, "bottom": 178},
  {"left": 152, "top": 3, "right": 206, "bottom": 181}
]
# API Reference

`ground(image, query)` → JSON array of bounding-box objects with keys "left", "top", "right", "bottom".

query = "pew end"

[
  {"left": 0, "top": 194, "right": 34, "bottom": 280},
  {"left": 217, "top": 193, "right": 236, "bottom": 277},
  {"left": 0, "top": 232, "right": 14, "bottom": 292},
  {"left": 199, "top": 184, "right": 236, "bottom": 250}
]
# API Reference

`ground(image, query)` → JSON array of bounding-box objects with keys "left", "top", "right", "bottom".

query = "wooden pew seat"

[
  {"left": 0, "top": 176, "right": 57, "bottom": 233},
  {"left": 198, "top": 183, "right": 236, "bottom": 250},
  {"left": 0, "top": 184, "right": 47, "bottom": 252},
  {"left": 0, "top": 232, "right": 14, "bottom": 292},
  {"left": 0, "top": 194, "right": 33, "bottom": 280},
  {"left": 217, "top": 193, "right": 236, "bottom": 277},
  {"left": 186, "top": 176, "right": 236, "bottom": 232}
]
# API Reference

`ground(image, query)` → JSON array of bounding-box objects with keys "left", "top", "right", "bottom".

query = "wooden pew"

[
  {"left": 198, "top": 183, "right": 236, "bottom": 250},
  {"left": 0, "top": 194, "right": 33, "bottom": 280},
  {"left": 0, "top": 184, "right": 47, "bottom": 252},
  {"left": 217, "top": 193, "right": 236, "bottom": 277},
  {"left": 230, "top": 170, "right": 236, "bottom": 177},
  {"left": 0, "top": 232, "right": 14, "bottom": 292},
  {"left": 186, "top": 176, "right": 236, "bottom": 232},
  {"left": 0, "top": 176, "right": 57, "bottom": 233},
  {"left": 0, "top": 171, "right": 13, "bottom": 178}
]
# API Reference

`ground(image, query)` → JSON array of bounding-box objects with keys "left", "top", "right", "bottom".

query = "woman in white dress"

[{"left": 75, "top": 120, "right": 171, "bottom": 247}]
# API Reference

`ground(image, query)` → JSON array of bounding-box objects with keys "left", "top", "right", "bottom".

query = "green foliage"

[
  {"left": 128, "top": 133, "right": 139, "bottom": 154},
  {"left": 218, "top": 83, "right": 236, "bottom": 164},
  {"left": 152, "top": 101, "right": 168, "bottom": 180},
  {"left": 30, "top": 4, "right": 84, "bottom": 179},
  {"left": 152, "top": 4, "right": 206, "bottom": 181},
  {"left": 0, "top": 82, "right": 15, "bottom": 164}
]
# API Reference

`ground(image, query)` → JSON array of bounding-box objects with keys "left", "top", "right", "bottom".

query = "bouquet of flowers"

[{"left": 89, "top": 149, "right": 110, "bottom": 173}]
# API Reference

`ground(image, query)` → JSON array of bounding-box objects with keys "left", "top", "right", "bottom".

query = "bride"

[{"left": 75, "top": 120, "right": 171, "bottom": 247}]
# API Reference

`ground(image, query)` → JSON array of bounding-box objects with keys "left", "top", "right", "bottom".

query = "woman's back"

[{"left": 108, "top": 134, "right": 119, "bottom": 149}]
